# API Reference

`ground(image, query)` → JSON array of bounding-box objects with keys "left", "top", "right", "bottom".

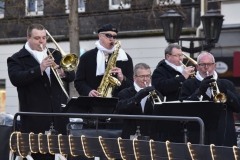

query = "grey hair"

[
  {"left": 197, "top": 51, "right": 215, "bottom": 63},
  {"left": 165, "top": 43, "right": 182, "bottom": 56},
  {"left": 134, "top": 63, "right": 151, "bottom": 75}
]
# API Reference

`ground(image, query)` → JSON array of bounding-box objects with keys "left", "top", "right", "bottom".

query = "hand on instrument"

[
  {"left": 53, "top": 62, "right": 66, "bottom": 78},
  {"left": 135, "top": 86, "right": 155, "bottom": 104},
  {"left": 40, "top": 56, "right": 54, "bottom": 72},
  {"left": 198, "top": 75, "right": 216, "bottom": 95},
  {"left": 182, "top": 66, "right": 195, "bottom": 79},
  {"left": 88, "top": 90, "right": 99, "bottom": 97},
  {"left": 111, "top": 67, "right": 124, "bottom": 82}
]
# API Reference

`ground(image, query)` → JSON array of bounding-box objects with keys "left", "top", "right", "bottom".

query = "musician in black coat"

[
  {"left": 74, "top": 24, "right": 133, "bottom": 97},
  {"left": 115, "top": 63, "right": 164, "bottom": 140},
  {"left": 152, "top": 44, "right": 195, "bottom": 101},
  {"left": 179, "top": 51, "right": 240, "bottom": 147},
  {"left": 7, "top": 24, "right": 75, "bottom": 160}
]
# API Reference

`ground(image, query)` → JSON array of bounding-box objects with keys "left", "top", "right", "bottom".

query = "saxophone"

[{"left": 97, "top": 41, "right": 121, "bottom": 97}]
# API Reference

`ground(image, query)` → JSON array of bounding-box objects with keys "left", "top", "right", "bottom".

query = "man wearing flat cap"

[{"left": 75, "top": 23, "right": 134, "bottom": 98}]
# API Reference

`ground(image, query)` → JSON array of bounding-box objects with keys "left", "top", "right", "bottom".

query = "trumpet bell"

[
  {"left": 60, "top": 54, "right": 79, "bottom": 71},
  {"left": 213, "top": 93, "right": 227, "bottom": 103}
]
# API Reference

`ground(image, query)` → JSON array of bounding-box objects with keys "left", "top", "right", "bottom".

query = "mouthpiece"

[
  {"left": 206, "top": 71, "right": 209, "bottom": 76},
  {"left": 40, "top": 44, "right": 43, "bottom": 51},
  {"left": 144, "top": 82, "right": 147, "bottom": 87},
  {"left": 110, "top": 42, "right": 115, "bottom": 46}
]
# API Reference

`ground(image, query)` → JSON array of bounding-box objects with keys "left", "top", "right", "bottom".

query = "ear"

[{"left": 133, "top": 75, "right": 137, "bottom": 81}]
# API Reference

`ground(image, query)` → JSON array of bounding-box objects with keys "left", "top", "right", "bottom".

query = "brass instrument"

[
  {"left": 206, "top": 71, "right": 227, "bottom": 103},
  {"left": 45, "top": 30, "right": 79, "bottom": 72},
  {"left": 180, "top": 52, "right": 198, "bottom": 78},
  {"left": 97, "top": 41, "right": 121, "bottom": 97},
  {"left": 40, "top": 44, "right": 70, "bottom": 99},
  {"left": 144, "top": 82, "right": 162, "bottom": 105}
]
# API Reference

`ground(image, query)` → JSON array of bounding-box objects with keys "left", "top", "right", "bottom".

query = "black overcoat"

[
  {"left": 152, "top": 59, "right": 188, "bottom": 101},
  {"left": 7, "top": 46, "right": 75, "bottom": 134},
  {"left": 179, "top": 78, "right": 240, "bottom": 146},
  {"left": 74, "top": 47, "right": 134, "bottom": 97},
  {"left": 115, "top": 86, "right": 163, "bottom": 140}
]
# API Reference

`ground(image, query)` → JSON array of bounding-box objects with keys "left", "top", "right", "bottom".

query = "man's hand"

[
  {"left": 135, "top": 86, "right": 155, "bottom": 104},
  {"left": 53, "top": 62, "right": 66, "bottom": 78},
  {"left": 198, "top": 75, "right": 216, "bottom": 95},
  {"left": 182, "top": 66, "right": 195, "bottom": 79},
  {"left": 40, "top": 56, "right": 54, "bottom": 72},
  {"left": 111, "top": 67, "right": 124, "bottom": 82},
  {"left": 88, "top": 90, "right": 99, "bottom": 97}
]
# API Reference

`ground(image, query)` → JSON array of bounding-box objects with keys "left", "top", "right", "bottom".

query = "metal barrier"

[{"left": 12, "top": 112, "right": 205, "bottom": 144}]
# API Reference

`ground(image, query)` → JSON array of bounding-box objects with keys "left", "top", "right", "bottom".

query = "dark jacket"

[
  {"left": 115, "top": 86, "right": 163, "bottom": 140},
  {"left": 7, "top": 46, "right": 75, "bottom": 134},
  {"left": 152, "top": 59, "right": 187, "bottom": 101},
  {"left": 74, "top": 47, "right": 134, "bottom": 97},
  {"left": 179, "top": 78, "right": 240, "bottom": 146}
]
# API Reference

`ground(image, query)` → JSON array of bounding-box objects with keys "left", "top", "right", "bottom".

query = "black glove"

[
  {"left": 135, "top": 86, "right": 155, "bottom": 104},
  {"left": 198, "top": 75, "right": 216, "bottom": 95}
]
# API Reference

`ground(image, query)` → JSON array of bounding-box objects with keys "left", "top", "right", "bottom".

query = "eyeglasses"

[
  {"left": 100, "top": 33, "right": 117, "bottom": 39},
  {"left": 170, "top": 54, "right": 184, "bottom": 58},
  {"left": 198, "top": 63, "right": 215, "bottom": 67},
  {"left": 135, "top": 74, "right": 151, "bottom": 79}
]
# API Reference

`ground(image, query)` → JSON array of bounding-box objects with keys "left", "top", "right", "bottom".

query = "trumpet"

[
  {"left": 206, "top": 71, "right": 227, "bottom": 103},
  {"left": 144, "top": 82, "right": 162, "bottom": 105}
]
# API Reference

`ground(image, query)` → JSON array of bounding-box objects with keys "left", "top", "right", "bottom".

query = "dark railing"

[{"left": 13, "top": 112, "right": 205, "bottom": 144}]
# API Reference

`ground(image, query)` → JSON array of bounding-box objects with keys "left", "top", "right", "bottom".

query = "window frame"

[
  {"left": 0, "top": 0, "right": 5, "bottom": 19},
  {"left": 25, "top": 0, "right": 44, "bottom": 16},
  {"left": 65, "top": 0, "right": 85, "bottom": 14},
  {"left": 109, "top": 0, "right": 131, "bottom": 10},
  {"left": 156, "top": 0, "right": 181, "bottom": 5}
]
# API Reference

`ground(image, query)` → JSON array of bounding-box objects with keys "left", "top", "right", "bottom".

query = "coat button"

[
  {"left": 31, "top": 70, "right": 34, "bottom": 74},
  {"left": 50, "top": 95, "right": 52, "bottom": 98},
  {"left": 57, "top": 95, "right": 60, "bottom": 98},
  {"left": 44, "top": 84, "right": 47, "bottom": 87}
]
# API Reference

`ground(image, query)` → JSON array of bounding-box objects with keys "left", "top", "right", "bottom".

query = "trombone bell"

[
  {"left": 46, "top": 30, "right": 79, "bottom": 72},
  {"left": 60, "top": 54, "right": 79, "bottom": 72}
]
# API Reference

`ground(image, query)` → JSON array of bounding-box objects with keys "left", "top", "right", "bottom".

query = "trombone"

[
  {"left": 179, "top": 52, "right": 198, "bottom": 78},
  {"left": 40, "top": 44, "right": 70, "bottom": 99},
  {"left": 206, "top": 71, "right": 227, "bottom": 103},
  {"left": 40, "top": 30, "right": 79, "bottom": 99}
]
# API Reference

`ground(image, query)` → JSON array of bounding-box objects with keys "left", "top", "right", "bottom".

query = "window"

[
  {"left": 65, "top": 0, "right": 85, "bottom": 13},
  {"left": 156, "top": 0, "right": 181, "bottom": 5},
  {"left": 25, "top": 0, "right": 44, "bottom": 16},
  {"left": 109, "top": 0, "right": 131, "bottom": 10},
  {"left": 0, "top": 0, "right": 4, "bottom": 19}
]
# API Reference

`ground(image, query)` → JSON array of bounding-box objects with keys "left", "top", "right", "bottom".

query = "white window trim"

[
  {"left": 65, "top": 0, "right": 85, "bottom": 14},
  {"left": 156, "top": 0, "right": 181, "bottom": 5},
  {"left": 109, "top": 0, "right": 131, "bottom": 10},
  {"left": 0, "top": 1, "right": 4, "bottom": 19},
  {"left": 25, "top": 0, "right": 43, "bottom": 16}
]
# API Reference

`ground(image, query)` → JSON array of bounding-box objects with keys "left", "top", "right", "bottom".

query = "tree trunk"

[{"left": 68, "top": 0, "right": 80, "bottom": 98}]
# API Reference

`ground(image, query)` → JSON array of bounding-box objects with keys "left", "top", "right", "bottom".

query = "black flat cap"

[{"left": 98, "top": 23, "right": 118, "bottom": 33}]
